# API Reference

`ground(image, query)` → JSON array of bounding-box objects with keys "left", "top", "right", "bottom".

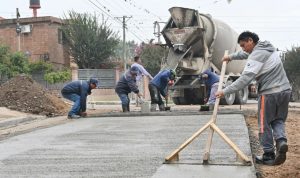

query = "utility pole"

[
  {"left": 16, "top": 8, "right": 21, "bottom": 51},
  {"left": 116, "top": 16, "right": 132, "bottom": 72},
  {"left": 153, "top": 21, "right": 166, "bottom": 44}
]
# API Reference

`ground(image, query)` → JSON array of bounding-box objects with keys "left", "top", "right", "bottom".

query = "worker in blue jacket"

[
  {"left": 115, "top": 66, "right": 143, "bottom": 112},
  {"left": 61, "top": 78, "right": 98, "bottom": 119},
  {"left": 148, "top": 69, "right": 176, "bottom": 111},
  {"left": 200, "top": 68, "right": 220, "bottom": 105}
]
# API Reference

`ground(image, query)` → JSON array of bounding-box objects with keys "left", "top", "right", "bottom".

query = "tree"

[
  {"left": 284, "top": 47, "right": 300, "bottom": 76},
  {"left": 114, "top": 40, "right": 138, "bottom": 62},
  {"left": 140, "top": 44, "right": 167, "bottom": 76},
  {"left": 0, "top": 44, "right": 71, "bottom": 84},
  {"left": 283, "top": 46, "right": 300, "bottom": 101},
  {"left": 62, "top": 11, "right": 120, "bottom": 69},
  {"left": 28, "top": 60, "right": 71, "bottom": 84},
  {"left": 0, "top": 45, "right": 29, "bottom": 78},
  {"left": 0, "top": 45, "right": 11, "bottom": 77}
]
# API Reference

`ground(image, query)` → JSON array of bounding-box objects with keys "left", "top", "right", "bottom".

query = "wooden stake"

[
  {"left": 165, "top": 121, "right": 212, "bottom": 162},
  {"left": 203, "top": 50, "right": 228, "bottom": 162},
  {"left": 164, "top": 50, "right": 252, "bottom": 165},
  {"left": 210, "top": 123, "right": 251, "bottom": 164}
]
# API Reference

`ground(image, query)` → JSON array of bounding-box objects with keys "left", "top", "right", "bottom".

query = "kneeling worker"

[
  {"left": 115, "top": 66, "right": 143, "bottom": 112},
  {"left": 148, "top": 69, "right": 176, "bottom": 111},
  {"left": 61, "top": 78, "right": 99, "bottom": 119}
]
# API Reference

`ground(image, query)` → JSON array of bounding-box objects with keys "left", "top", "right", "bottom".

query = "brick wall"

[{"left": 0, "top": 16, "right": 69, "bottom": 69}]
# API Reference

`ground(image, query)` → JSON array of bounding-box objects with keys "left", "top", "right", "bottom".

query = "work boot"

[
  {"left": 68, "top": 114, "right": 81, "bottom": 119},
  {"left": 159, "top": 104, "right": 165, "bottom": 111},
  {"left": 122, "top": 105, "right": 129, "bottom": 112},
  {"left": 150, "top": 104, "right": 157, "bottom": 112},
  {"left": 274, "top": 139, "right": 288, "bottom": 165},
  {"left": 255, "top": 152, "right": 275, "bottom": 165}
]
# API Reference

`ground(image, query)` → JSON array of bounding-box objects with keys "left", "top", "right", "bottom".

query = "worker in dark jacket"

[
  {"left": 148, "top": 69, "right": 176, "bottom": 111},
  {"left": 200, "top": 69, "right": 219, "bottom": 105},
  {"left": 61, "top": 78, "right": 98, "bottom": 119},
  {"left": 115, "top": 66, "right": 143, "bottom": 112}
]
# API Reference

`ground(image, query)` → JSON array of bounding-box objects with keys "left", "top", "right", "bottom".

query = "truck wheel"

[
  {"left": 172, "top": 97, "right": 188, "bottom": 105},
  {"left": 220, "top": 93, "right": 235, "bottom": 105},
  {"left": 220, "top": 80, "right": 235, "bottom": 105},
  {"left": 234, "top": 87, "right": 248, "bottom": 105}
]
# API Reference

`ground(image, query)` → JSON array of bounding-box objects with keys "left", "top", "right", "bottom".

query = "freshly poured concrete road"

[{"left": 0, "top": 114, "right": 255, "bottom": 178}]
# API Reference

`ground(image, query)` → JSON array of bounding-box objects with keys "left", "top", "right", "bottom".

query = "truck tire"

[
  {"left": 172, "top": 97, "right": 188, "bottom": 105},
  {"left": 172, "top": 88, "right": 203, "bottom": 105},
  {"left": 220, "top": 80, "right": 235, "bottom": 105},
  {"left": 234, "top": 87, "right": 248, "bottom": 105},
  {"left": 220, "top": 93, "right": 235, "bottom": 105}
]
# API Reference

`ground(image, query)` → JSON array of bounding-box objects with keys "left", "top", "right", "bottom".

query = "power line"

[
  {"left": 108, "top": 0, "right": 151, "bottom": 40},
  {"left": 85, "top": 0, "right": 146, "bottom": 42}
]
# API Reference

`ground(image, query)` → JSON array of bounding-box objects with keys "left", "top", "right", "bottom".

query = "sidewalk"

[{"left": 0, "top": 107, "right": 68, "bottom": 140}]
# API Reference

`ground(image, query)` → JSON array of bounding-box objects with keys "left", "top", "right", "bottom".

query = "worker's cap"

[
  {"left": 130, "top": 66, "right": 140, "bottom": 74},
  {"left": 89, "top": 78, "right": 99, "bottom": 87},
  {"left": 169, "top": 69, "right": 176, "bottom": 80}
]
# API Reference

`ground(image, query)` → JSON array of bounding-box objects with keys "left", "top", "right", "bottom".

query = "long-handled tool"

[
  {"left": 165, "top": 96, "right": 170, "bottom": 111},
  {"left": 165, "top": 85, "right": 171, "bottom": 111},
  {"left": 164, "top": 50, "right": 252, "bottom": 165}
]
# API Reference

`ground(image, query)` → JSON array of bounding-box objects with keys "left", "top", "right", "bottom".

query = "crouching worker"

[
  {"left": 148, "top": 69, "right": 176, "bottom": 111},
  {"left": 115, "top": 66, "right": 143, "bottom": 112},
  {"left": 61, "top": 78, "right": 98, "bottom": 119}
]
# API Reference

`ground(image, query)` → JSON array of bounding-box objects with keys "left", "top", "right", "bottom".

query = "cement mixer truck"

[{"left": 161, "top": 7, "right": 256, "bottom": 105}]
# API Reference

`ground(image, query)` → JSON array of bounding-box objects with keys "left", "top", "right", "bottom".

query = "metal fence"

[
  {"left": 0, "top": 69, "right": 118, "bottom": 90},
  {"left": 78, "top": 69, "right": 116, "bottom": 88}
]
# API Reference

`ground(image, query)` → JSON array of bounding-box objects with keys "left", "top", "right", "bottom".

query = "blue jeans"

[
  {"left": 62, "top": 93, "right": 81, "bottom": 116},
  {"left": 207, "top": 83, "right": 218, "bottom": 105},
  {"left": 117, "top": 93, "right": 130, "bottom": 106}
]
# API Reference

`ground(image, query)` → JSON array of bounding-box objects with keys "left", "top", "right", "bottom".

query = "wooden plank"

[
  {"left": 203, "top": 51, "right": 228, "bottom": 162},
  {"left": 210, "top": 123, "right": 251, "bottom": 164},
  {"left": 165, "top": 121, "right": 212, "bottom": 162}
]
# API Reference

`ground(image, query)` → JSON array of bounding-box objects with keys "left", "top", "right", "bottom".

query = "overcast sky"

[{"left": 0, "top": 0, "right": 299, "bottom": 50}]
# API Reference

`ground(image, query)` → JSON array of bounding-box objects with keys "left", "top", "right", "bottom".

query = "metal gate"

[{"left": 78, "top": 69, "right": 116, "bottom": 88}]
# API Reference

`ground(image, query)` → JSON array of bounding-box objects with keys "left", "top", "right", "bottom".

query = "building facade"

[{"left": 0, "top": 16, "right": 69, "bottom": 69}]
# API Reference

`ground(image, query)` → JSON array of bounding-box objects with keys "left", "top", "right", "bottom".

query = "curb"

[
  {"left": 0, "top": 115, "right": 46, "bottom": 130},
  {"left": 87, "top": 110, "right": 244, "bottom": 118}
]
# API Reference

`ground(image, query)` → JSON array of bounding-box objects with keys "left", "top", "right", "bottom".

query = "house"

[{"left": 0, "top": 16, "right": 69, "bottom": 69}]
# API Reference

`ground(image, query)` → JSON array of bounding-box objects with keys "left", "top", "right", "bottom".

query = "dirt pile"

[{"left": 0, "top": 75, "right": 69, "bottom": 116}]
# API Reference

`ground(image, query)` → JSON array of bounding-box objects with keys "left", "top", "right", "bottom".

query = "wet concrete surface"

[
  {"left": 0, "top": 114, "right": 255, "bottom": 177},
  {"left": 153, "top": 164, "right": 255, "bottom": 178}
]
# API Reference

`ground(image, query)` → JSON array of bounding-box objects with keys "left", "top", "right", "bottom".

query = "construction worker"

[
  {"left": 148, "top": 69, "right": 176, "bottom": 111},
  {"left": 131, "top": 56, "right": 153, "bottom": 81},
  {"left": 216, "top": 31, "right": 291, "bottom": 166},
  {"left": 61, "top": 78, "right": 99, "bottom": 119},
  {"left": 200, "top": 68, "right": 220, "bottom": 106},
  {"left": 115, "top": 66, "right": 143, "bottom": 112},
  {"left": 131, "top": 56, "right": 153, "bottom": 105}
]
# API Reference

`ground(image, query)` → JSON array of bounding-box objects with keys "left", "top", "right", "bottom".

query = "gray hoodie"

[{"left": 224, "top": 41, "right": 290, "bottom": 95}]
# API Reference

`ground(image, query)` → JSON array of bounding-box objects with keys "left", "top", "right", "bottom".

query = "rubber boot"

[
  {"left": 122, "top": 105, "right": 129, "bottom": 112},
  {"left": 150, "top": 104, "right": 157, "bottom": 112},
  {"left": 274, "top": 139, "right": 288, "bottom": 165},
  {"left": 159, "top": 104, "right": 165, "bottom": 111}
]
